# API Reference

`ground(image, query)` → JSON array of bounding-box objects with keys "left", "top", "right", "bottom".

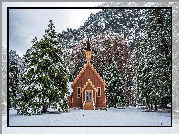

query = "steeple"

[
  {"left": 86, "top": 37, "right": 91, "bottom": 51},
  {"left": 84, "top": 36, "right": 92, "bottom": 61}
]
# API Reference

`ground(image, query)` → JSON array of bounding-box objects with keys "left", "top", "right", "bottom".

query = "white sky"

[{"left": 2, "top": 2, "right": 103, "bottom": 57}]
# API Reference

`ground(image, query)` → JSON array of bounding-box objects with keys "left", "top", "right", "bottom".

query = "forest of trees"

[
  {"left": 8, "top": 8, "right": 173, "bottom": 115},
  {"left": 137, "top": 9, "right": 171, "bottom": 111}
]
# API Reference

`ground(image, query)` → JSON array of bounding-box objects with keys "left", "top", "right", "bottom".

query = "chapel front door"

[{"left": 86, "top": 91, "right": 92, "bottom": 102}]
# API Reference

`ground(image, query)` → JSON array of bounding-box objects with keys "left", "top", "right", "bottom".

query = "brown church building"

[{"left": 68, "top": 38, "right": 107, "bottom": 110}]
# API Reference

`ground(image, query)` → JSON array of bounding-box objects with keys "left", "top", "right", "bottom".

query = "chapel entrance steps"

[{"left": 83, "top": 102, "right": 94, "bottom": 110}]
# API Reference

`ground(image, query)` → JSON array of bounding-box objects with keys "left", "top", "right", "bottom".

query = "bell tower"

[{"left": 84, "top": 37, "right": 92, "bottom": 61}]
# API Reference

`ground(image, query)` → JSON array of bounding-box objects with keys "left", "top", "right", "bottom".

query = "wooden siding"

[{"left": 71, "top": 66, "right": 106, "bottom": 108}]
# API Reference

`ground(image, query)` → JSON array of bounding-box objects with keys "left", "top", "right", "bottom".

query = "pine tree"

[
  {"left": 18, "top": 20, "right": 69, "bottom": 115},
  {"left": 103, "top": 58, "right": 124, "bottom": 108},
  {"left": 137, "top": 9, "right": 171, "bottom": 110},
  {"left": 149, "top": 9, "right": 171, "bottom": 110},
  {"left": 136, "top": 38, "right": 152, "bottom": 108},
  {"left": 9, "top": 50, "right": 25, "bottom": 109}
]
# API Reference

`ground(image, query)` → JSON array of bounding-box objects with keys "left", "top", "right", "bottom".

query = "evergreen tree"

[
  {"left": 137, "top": 9, "right": 171, "bottom": 110},
  {"left": 149, "top": 9, "right": 171, "bottom": 110},
  {"left": 136, "top": 38, "right": 152, "bottom": 108},
  {"left": 103, "top": 58, "right": 124, "bottom": 108},
  {"left": 9, "top": 50, "right": 25, "bottom": 109},
  {"left": 18, "top": 20, "right": 69, "bottom": 115}
]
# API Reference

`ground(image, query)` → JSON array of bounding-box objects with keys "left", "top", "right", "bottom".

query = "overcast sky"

[{"left": 2, "top": 2, "right": 103, "bottom": 57}]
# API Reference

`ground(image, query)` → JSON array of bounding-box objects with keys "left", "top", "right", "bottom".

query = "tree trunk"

[
  {"left": 162, "top": 98, "right": 165, "bottom": 110},
  {"left": 154, "top": 99, "right": 157, "bottom": 111},
  {"left": 150, "top": 101, "right": 153, "bottom": 110},
  {"left": 146, "top": 97, "right": 150, "bottom": 109},
  {"left": 42, "top": 105, "right": 47, "bottom": 113}
]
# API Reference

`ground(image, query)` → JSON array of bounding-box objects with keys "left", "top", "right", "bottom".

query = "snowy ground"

[
  {"left": 3, "top": 106, "right": 179, "bottom": 134},
  {"left": 8, "top": 106, "right": 171, "bottom": 126}
]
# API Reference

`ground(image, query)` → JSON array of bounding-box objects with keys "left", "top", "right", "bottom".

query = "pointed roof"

[{"left": 71, "top": 61, "right": 106, "bottom": 87}]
